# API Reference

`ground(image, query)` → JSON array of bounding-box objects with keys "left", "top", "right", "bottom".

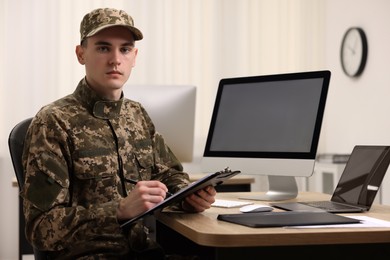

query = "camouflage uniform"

[{"left": 21, "top": 78, "right": 190, "bottom": 259}]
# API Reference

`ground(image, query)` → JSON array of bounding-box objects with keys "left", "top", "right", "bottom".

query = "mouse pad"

[{"left": 217, "top": 211, "right": 360, "bottom": 228}]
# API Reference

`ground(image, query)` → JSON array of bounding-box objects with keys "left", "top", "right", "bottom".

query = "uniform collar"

[{"left": 74, "top": 78, "right": 124, "bottom": 119}]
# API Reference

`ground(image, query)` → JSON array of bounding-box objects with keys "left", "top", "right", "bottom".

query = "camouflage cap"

[{"left": 80, "top": 8, "right": 143, "bottom": 43}]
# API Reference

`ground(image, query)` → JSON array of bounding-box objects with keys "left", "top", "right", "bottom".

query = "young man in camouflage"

[{"left": 21, "top": 8, "right": 216, "bottom": 259}]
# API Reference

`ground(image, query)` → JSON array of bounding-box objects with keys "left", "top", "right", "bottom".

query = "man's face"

[{"left": 76, "top": 26, "right": 138, "bottom": 99}]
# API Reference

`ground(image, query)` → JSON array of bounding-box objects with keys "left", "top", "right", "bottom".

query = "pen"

[{"left": 125, "top": 178, "right": 174, "bottom": 197}]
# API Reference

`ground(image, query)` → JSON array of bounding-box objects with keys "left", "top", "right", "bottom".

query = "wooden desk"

[
  {"left": 12, "top": 177, "right": 18, "bottom": 187},
  {"left": 156, "top": 192, "right": 390, "bottom": 259},
  {"left": 190, "top": 174, "right": 255, "bottom": 192}
]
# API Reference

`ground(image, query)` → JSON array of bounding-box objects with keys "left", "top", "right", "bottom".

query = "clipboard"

[{"left": 120, "top": 167, "right": 241, "bottom": 228}]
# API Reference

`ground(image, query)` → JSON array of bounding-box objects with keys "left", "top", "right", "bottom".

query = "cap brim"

[{"left": 86, "top": 24, "right": 143, "bottom": 41}]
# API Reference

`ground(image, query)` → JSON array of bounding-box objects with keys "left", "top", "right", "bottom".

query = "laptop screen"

[{"left": 331, "top": 145, "right": 390, "bottom": 207}]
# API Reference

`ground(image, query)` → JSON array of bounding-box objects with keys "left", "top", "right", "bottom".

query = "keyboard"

[
  {"left": 212, "top": 199, "right": 253, "bottom": 208},
  {"left": 299, "top": 201, "right": 358, "bottom": 211}
]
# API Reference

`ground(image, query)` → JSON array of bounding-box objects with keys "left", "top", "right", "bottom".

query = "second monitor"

[
  {"left": 126, "top": 84, "right": 196, "bottom": 163},
  {"left": 201, "top": 70, "right": 331, "bottom": 200}
]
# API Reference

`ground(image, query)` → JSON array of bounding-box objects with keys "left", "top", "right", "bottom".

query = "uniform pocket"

[
  {"left": 73, "top": 153, "right": 118, "bottom": 195},
  {"left": 133, "top": 139, "right": 154, "bottom": 179}
]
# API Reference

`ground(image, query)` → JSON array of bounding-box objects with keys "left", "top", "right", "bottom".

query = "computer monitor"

[
  {"left": 201, "top": 70, "right": 331, "bottom": 200},
  {"left": 125, "top": 84, "right": 196, "bottom": 162}
]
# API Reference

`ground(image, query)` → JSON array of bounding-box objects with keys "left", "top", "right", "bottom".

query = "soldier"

[{"left": 21, "top": 7, "right": 216, "bottom": 259}]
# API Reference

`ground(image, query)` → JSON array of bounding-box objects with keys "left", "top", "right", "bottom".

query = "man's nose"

[{"left": 109, "top": 50, "right": 121, "bottom": 66}]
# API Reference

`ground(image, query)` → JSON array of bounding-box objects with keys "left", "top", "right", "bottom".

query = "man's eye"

[
  {"left": 121, "top": 47, "right": 133, "bottom": 53},
  {"left": 97, "top": 46, "right": 109, "bottom": 52}
]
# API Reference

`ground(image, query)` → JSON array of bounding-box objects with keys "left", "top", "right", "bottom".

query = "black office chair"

[{"left": 8, "top": 117, "right": 48, "bottom": 260}]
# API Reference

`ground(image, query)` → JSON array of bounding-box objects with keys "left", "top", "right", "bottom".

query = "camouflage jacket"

[{"left": 21, "top": 78, "right": 190, "bottom": 259}]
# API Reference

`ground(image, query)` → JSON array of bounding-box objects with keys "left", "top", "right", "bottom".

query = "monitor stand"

[{"left": 239, "top": 175, "right": 298, "bottom": 201}]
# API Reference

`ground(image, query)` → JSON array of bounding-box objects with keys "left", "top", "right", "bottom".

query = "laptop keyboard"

[{"left": 300, "top": 201, "right": 356, "bottom": 211}]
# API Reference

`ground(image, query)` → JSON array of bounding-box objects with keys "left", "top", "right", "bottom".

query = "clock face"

[{"left": 340, "top": 27, "right": 368, "bottom": 77}]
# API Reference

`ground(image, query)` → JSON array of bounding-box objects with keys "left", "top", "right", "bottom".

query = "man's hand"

[
  {"left": 182, "top": 186, "right": 217, "bottom": 213},
  {"left": 116, "top": 180, "right": 169, "bottom": 221}
]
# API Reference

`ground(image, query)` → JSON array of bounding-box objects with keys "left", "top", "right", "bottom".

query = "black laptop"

[{"left": 272, "top": 145, "right": 390, "bottom": 213}]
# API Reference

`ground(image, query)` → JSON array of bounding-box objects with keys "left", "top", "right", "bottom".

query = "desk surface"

[{"left": 157, "top": 192, "right": 390, "bottom": 248}]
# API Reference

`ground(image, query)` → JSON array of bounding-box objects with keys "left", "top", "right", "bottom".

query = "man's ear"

[{"left": 75, "top": 45, "right": 85, "bottom": 65}]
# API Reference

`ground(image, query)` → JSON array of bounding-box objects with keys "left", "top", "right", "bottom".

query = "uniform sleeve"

[{"left": 21, "top": 114, "right": 126, "bottom": 252}]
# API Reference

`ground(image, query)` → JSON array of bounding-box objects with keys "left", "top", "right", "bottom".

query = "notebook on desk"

[{"left": 272, "top": 145, "right": 390, "bottom": 213}]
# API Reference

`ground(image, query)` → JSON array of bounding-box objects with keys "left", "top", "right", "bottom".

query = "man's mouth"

[{"left": 107, "top": 70, "right": 123, "bottom": 75}]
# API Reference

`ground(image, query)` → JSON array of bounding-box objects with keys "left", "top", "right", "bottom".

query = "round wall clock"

[{"left": 340, "top": 27, "right": 368, "bottom": 77}]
